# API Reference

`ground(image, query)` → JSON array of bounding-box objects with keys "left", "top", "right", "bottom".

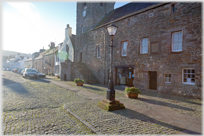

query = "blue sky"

[{"left": 2, "top": 2, "right": 130, "bottom": 54}]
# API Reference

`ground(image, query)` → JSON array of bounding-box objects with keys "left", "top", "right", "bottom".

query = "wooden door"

[
  {"left": 149, "top": 71, "right": 157, "bottom": 90},
  {"left": 127, "top": 68, "right": 134, "bottom": 87}
]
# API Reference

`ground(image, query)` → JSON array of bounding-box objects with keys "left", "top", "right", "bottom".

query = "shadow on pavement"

[
  {"left": 3, "top": 78, "right": 30, "bottom": 95},
  {"left": 3, "top": 78, "right": 17, "bottom": 86},
  {"left": 80, "top": 86, "right": 104, "bottom": 91},
  {"left": 137, "top": 97, "right": 195, "bottom": 111},
  {"left": 27, "top": 78, "right": 51, "bottom": 83},
  {"left": 141, "top": 91, "right": 202, "bottom": 106},
  {"left": 112, "top": 108, "right": 201, "bottom": 134},
  {"left": 97, "top": 85, "right": 201, "bottom": 106}
]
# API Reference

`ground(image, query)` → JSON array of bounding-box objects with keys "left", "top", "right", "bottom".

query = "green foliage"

[
  {"left": 124, "top": 87, "right": 141, "bottom": 94},
  {"left": 74, "top": 78, "right": 85, "bottom": 83}
]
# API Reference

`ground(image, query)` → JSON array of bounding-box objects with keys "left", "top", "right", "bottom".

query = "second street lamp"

[{"left": 98, "top": 22, "right": 125, "bottom": 111}]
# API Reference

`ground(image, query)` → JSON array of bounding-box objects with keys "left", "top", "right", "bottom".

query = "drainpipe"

[{"left": 103, "top": 30, "right": 106, "bottom": 85}]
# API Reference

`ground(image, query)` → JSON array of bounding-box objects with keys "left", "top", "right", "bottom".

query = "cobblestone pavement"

[
  {"left": 54, "top": 80, "right": 202, "bottom": 118},
  {"left": 64, "top": 100, "right": 184, "bottom": 135},
  {"left": 49, "top": 79, "right": 201, "bottom": 134},
  {"left": 2, "top": 71, "right": 94, "bottom": 135}
]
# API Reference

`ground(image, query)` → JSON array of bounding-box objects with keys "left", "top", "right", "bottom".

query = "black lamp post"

[
  {"left": 106, "top": 22, "right": 118, "bottom": 101},
  {"left": 98, "top": 22, "right": 125, "bottom": 111}
]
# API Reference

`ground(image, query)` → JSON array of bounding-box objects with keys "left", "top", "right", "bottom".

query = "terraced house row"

[{"left": 25, "top": 2, "right": 202, "bottom": 99}]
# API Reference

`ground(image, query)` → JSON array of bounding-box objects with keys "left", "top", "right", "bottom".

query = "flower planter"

[
  {"left": 76, "top": 82, "right": 84, "bottom": 86},
  {"left": 126, "top": 93, "right": 138, "bottom": 99}
]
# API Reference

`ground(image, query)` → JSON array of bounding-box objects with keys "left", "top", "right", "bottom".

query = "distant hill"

[{"left": 3, "top": 50, "right": 32, "bottom": 57}]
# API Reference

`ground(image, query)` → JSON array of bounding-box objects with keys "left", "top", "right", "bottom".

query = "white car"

[{"left": 34, "top": 69, "right": 46, "bottom": 78}]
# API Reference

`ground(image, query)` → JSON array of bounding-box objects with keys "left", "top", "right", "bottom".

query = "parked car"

[
  {"left": 23, "top": 68, "right": 38, "bottom": 79},
  {"left": 7, "top": 68, "right": 11, "bottom": 71},
  {"left": 12, "top": 68, "right": 19, "bottom": 73},
  {"left": 18, "top": 69, "right": 23, "bottom": 74},
  {"left": 20, "top": 69, "right": 25, "bottom": 75},
  {"left": 33, "top": 69, "right": 46, "bottom": 78}
]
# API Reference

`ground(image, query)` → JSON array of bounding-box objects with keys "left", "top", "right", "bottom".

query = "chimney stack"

[{"left": 50, "top": 42, "right": 55, "bottom": 49}]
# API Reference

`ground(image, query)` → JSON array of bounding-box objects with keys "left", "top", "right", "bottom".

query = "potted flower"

[
  {"left": 124, "top": 87, "right": 141, "bottom": 99},
  {"left": 74, "top": 78, "right": 85, "bottom": 86}
]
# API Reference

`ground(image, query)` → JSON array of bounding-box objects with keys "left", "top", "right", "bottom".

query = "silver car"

[
  {"left": 23, "top": 68, "right": 38, "bottom": 79},
  {"left": 33, "top": 69, "right": 46, "bottom": 78}
]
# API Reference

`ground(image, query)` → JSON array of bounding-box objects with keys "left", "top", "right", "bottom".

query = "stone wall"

[
  {"left": 60, "top": 60, "right": 72, "bottom": 81},
  {"left": 76, "top": 2, "right": 114, "bottom": 35},
  {"left": 74, "top": 3, "right": 202, "bottom": 98},
  {"left": 44, "top": 54, "right": 55, "bottom": 75},
  {"left": 34, "top": 59, "right": 43, "bottom": 73},
  {"left": 24, "top": 60, "right": 33, "bottom": 68}
]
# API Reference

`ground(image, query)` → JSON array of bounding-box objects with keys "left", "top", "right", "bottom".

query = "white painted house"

[{"left": 54, "top": 24, "right": 75, "bottom": 77}]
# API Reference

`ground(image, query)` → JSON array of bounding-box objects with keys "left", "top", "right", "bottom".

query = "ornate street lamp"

[
  {"left": 98, "top": 22, "right": 125, "bottom": 111},
  {"left": 106, "top": 22, "right": 117, "bottom": 101}
]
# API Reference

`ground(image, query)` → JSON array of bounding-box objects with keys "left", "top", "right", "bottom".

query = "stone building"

[
  {"left": 25, "top": 52, "right": 41, "bottom": 68},
  {"left": 33, "top": 43, "right": 57, "bottom": 75},
  {"left": 44, "top": 42, "right": 58, "bottom": 75},
  {"left": 69, "top": 2, "right": 201, "bottom": 98}
]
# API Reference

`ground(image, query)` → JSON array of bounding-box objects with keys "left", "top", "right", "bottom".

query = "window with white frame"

[
  {"left": 140, "top": 38, "right": 148, "bottom": 54},
  {"left": 172, "top": 31, "right": 182, "bottom": 52},
  {"left": 183, "top": 68, "right": 195, "bottom": 85},
  {"left": 165, "top": 74, "right": 171, "bottom": 83},
  {"left": 121, "top": 42, "right": 127, "bottom": 56},
  {"left": 97, "top": 46, "right": 100, "bottom": 58}
]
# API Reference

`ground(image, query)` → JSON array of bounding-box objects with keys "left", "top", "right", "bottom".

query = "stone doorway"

[
  {"left": 115, "top": 67, "right": 134, "bottom": 87},
  {"left": 149, "top": 71, "right": 157, "bottom": 90}
]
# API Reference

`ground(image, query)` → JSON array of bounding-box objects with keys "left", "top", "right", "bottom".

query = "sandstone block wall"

[
  {"left": 74, "top": 3, "right": 202, "bottom": 98},
  {"left": 24, "top": 60, "right": 33, "bottom": 68},
  {"left": 44, "top": 54, "right": 55, "bottom": 75},
  {"left": 60, "top": 60, "right": 72, "bottom": 81}
]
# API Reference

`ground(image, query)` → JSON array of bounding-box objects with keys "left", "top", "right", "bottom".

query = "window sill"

[
  {"left": 140, "top": 53, "right": 148, "bottom": 55},
  {"left": 165, "top": 82, "right": 171, "bottom": 84},
  {"left": 182, "top": 82, "right": 195, "bottom": 85},
  {"left": 172, "top": 50, "right": 182, "bottom": 53}
]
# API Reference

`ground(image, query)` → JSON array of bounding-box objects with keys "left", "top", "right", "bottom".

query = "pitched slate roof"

[
  {"left": 35, "top": 50, "right": 49, "bottom": 60},
  {"left": 25, "top": 58, "right": 32, "bottom": 61},
  {"left": 93, "top": 2, "right": 161, "bottom": 30},
  {"left": 45, "top": 46, "right": 58, "bottom": 56}
]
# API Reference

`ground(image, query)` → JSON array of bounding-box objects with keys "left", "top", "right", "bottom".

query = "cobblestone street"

[
  {"left": 2, "top": 71, "right": 93, "bottom": 135},
  {"left": 2, "top": 71, "right": 202, "bottom": 135}
]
